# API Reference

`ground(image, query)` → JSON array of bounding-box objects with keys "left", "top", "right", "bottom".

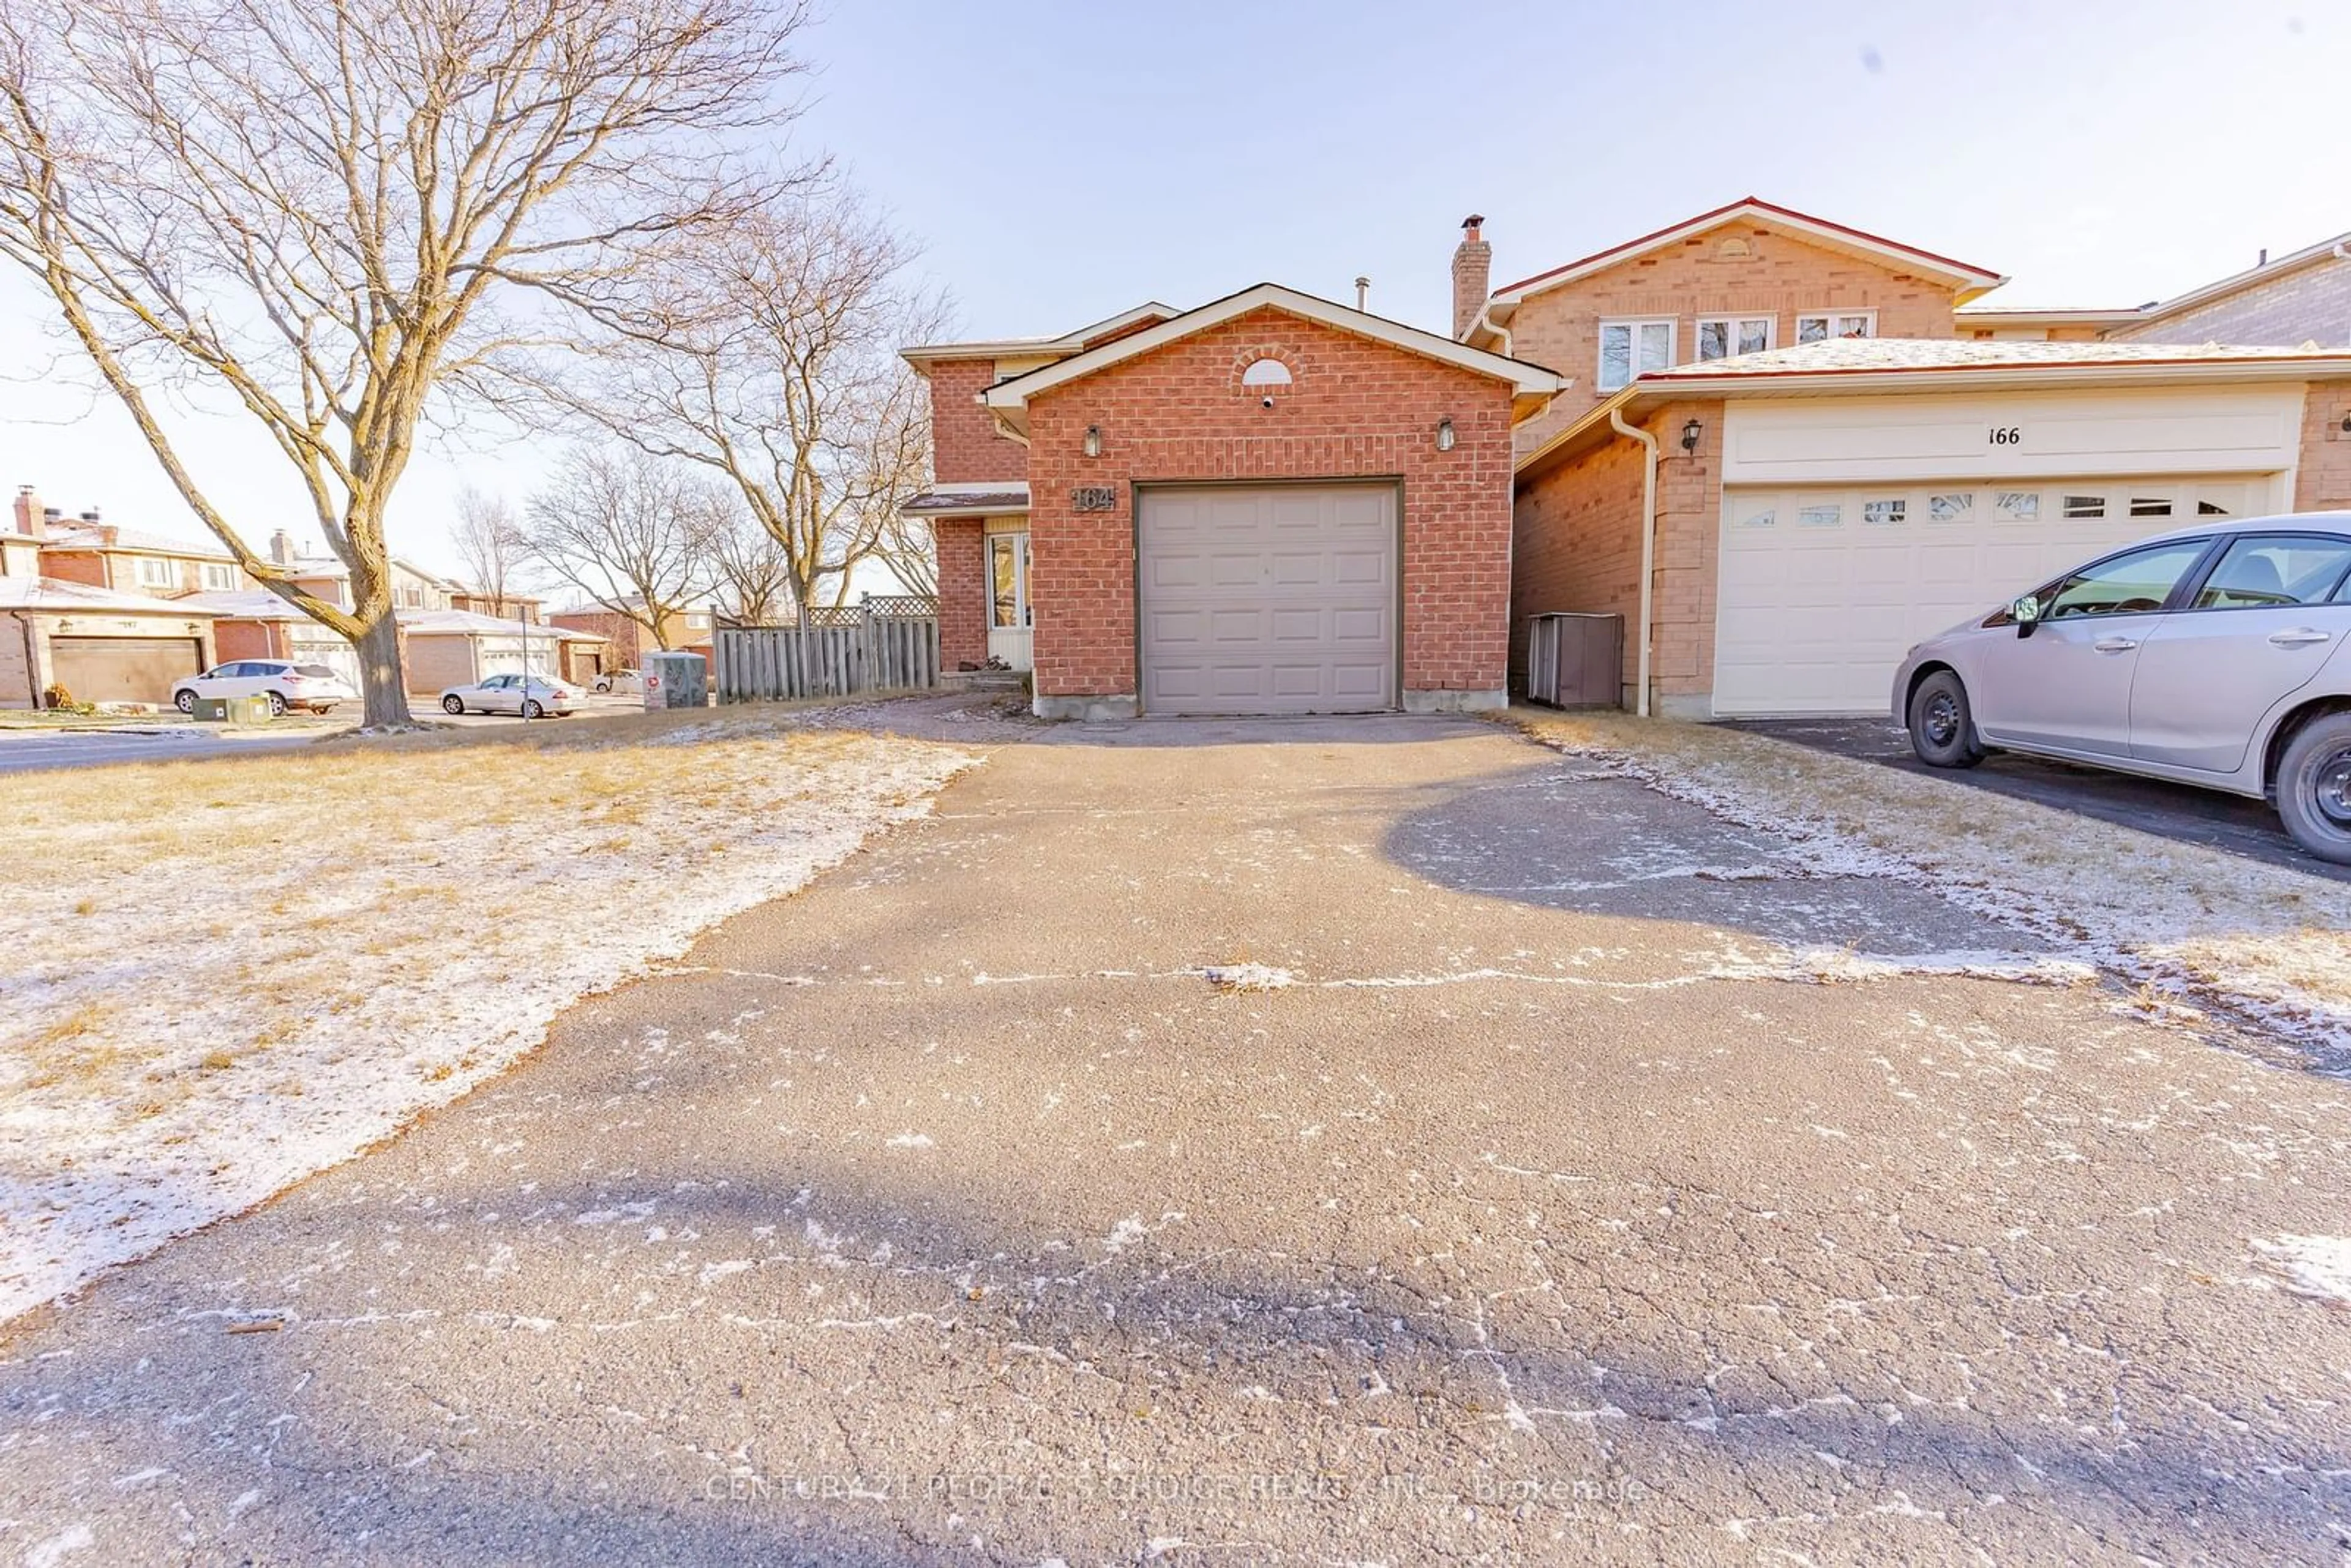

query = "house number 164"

[{"left": 1987, "top": 426, "right": 2023, "bottom": 446}]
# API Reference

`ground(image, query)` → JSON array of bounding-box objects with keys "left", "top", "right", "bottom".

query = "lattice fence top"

[
  {"left": 801, "top": 606, "right": 866, "bottom": 628},
  {"left": 860, "top": 595, "right": 939, "bottom": 620}
]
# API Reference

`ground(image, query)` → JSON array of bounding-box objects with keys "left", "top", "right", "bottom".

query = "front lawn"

[{"left": 0, "top": 710, "right": 975, "bottom": 1320}]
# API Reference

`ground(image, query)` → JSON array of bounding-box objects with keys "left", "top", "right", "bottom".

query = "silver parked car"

[
  {"left": 1893, "top": 512, "right": 2351, "bottom": 862},
  {"left": 438, "top": 673, "right": 580, "bottom": 718}
]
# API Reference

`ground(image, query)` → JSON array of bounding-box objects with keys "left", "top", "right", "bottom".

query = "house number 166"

[{"left": 1987, "top": 426, "right": 2023, "bottom": 445}]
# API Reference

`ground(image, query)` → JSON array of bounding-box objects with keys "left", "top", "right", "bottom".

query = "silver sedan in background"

[
  {"left": 1893, "top": 512, "right": 2351, "bottom": 863},
  {"left": 438, "top": 673, "right": 581, "bottom": 718}
]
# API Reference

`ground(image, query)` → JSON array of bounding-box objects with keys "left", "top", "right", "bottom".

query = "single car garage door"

[
  {"left": 1137, "top": 484, "right": 1397, "bottom": 716},
  {"left": 47, "top": 636, "right": 204, "bottom": 705},
  {"left": 1712, "top": 475, "right": 2270, "bottom": 715}
]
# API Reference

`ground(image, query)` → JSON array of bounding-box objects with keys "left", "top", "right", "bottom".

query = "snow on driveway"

[
  {"left": 0, "top": 711, "right": 976, "bottom": 1321},
  {"left": 1510, "top": 708, "right": 2351, "bottom": 1056}
]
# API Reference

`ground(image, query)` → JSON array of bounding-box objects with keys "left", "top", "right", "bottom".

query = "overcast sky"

[{"left": 2, "top": 0, "right": 2344, "bottom": 580}]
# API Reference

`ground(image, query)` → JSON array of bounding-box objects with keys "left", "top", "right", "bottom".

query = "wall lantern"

[
  {"left": 1435, "top": 417, "right": 1456, "bottom": 452},
  {"left": 1082, "top": 424, "right": 1103, "bottom": 458},
  {"left": 1680, "top": 418, "right": 1703, "bottom": 454},
  {"left": 2341, "top": 410, "right": 2351, "bottom": 433}
]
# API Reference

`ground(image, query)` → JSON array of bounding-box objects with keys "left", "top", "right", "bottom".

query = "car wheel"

[
  {"left": 265, "top": 691, "right": 288, "bottom": 718},
  {"left": 2275, "top": 711, "right": 2351, "bottom": 865},
  {"left": 522, "top": 699, "right": 544, "bottom": 720},
  {"left": 593, "top": 680, "right": 610, "bottom": 693},
  {"left": 442, "top": 695, "right": 466, "bottom": 715},
  {"left": 1907, "top": 669, "right": 1985, "bottom": 769},
  {"left": 174, "top": 689, "right": 197, "bottom": 715}
]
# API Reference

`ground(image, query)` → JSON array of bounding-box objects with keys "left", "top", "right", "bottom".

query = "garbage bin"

[{"left": 1524, "top": 612, "right": 1624, "bottom": 709}]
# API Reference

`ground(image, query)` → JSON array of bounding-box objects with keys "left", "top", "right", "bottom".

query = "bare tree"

[
  {"left": 553, "top": 187, "right": 940, "bottom": 613},
  {"left": 0, "top": 0, "right": 812, "bottom": 725},
  {"left": 872, "top": 507, "right": 939, "bottom": 598},
  {"left": 523, "top": 447, "right": 714, "bottom": 651},
  {"left": 452, "top": 487, "right": 528, "bottom": 619},
  {"left": 705, "top": 499, "right": 798, "bottom": 624}
]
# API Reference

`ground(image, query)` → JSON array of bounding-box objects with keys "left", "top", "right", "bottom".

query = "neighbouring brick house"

[
  {"left": 1958, "top": 227, "right": 2351, "bottom": 347},
  {"left": 1468, "top": 200, "right": 2351, "bottom": 719},
  {"left": 1, "top": 487, "right": 224, "bottom": 707},
  {"left": 547, "top": 601, "right": 713, "bottom": 678},
  {"left": 899, "top": 285, "right": 1562, "bottom": 718}
]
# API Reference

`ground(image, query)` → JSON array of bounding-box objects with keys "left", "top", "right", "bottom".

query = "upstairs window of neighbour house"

[
  {"left": 1695, "top": 315, "right": 1773, "bottom": 361},
  {"left": 135, "top": 556, "right": 176, "bottom": 588},
  {"left": 1598, "top": 318, "right": 1675, "bottom": 392},
  {"left": 200, "top": 563, "right": 237, "bottom": 590},
  {"left": 1796, "top": 310, "right": 1875, "bottom": 343}
]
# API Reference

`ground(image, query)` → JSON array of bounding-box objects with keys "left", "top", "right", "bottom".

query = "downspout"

[
  {"left": 10, "top": 610, "right": 38, "bottom": 709},
  {"left": 1466, "top": 304, "right": 1512, "bottom": 357},
  {"left": 1609, "top": 407, "right": 1659, "bottom": 718}
]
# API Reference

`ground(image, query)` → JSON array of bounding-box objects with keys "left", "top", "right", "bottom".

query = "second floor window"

[
  {"left": 200, "top": 563, "right": 237, "bottom": 590},
  {"left": 1696, "top": 315, "right": 1774, "bottom": 361},
  {"left": 1797, "top": 310, "right": 1875, "bottom": 343},
  {"left": 135, "top": 557, "right": 176, "bottom": 588},
  {"left": 1598, "top": 317, "right": 1675, "bottom": 392}
]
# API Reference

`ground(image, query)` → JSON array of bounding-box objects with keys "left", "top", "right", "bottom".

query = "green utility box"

[{"left": 192, "top": 694, "right": 274, "bottom": 725}]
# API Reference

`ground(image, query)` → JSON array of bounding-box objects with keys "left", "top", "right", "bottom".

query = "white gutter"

[
  {"left": 1610, "top": 407, "right": 1659, "bottom": 719},
  {"left": 1465, "top": 304, "right": 1512, "bottom": 356}
]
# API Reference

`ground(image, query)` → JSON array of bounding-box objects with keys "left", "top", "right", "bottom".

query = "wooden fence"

[{"left": 713, "top": 599, "right": 942, "bottom": 705}]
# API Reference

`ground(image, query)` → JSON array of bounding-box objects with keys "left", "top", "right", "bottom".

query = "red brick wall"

[
  {"left": 934, "top": 517, "right": 988, "bottom": 670},
  {"left": 926, "top": 358, "right": 1029, "bottom": 486},
  {"left": 211, "top": 620, "right": 287, "bottom": 662},
  {"left": 1505, "top": 221, "right": 1960, "bottom": 453},
  {"left": 1022, "top": 306, "right": 1516, "bottom": 703},
  {"left": 552, "top": 610, "right": 646, "bottom": 667},
  {"left": 38, "top": 549, "right": 107, "bottom": 588},
  {"left": 1510, "top": 397, "right": 1725, "bottom": 711},
  {"left": 2295, "top": 381, "right": 2351, "bottom": 511}
]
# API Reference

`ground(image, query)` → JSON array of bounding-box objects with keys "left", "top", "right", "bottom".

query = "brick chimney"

[
  {"left": 1451, "top": 214, "right": 1492, "bottom": 341},
  {"left": 12, "top": 485, "right": 42, "bottom": 539},
  {"left": 270, "top": 528, "right": 295, "bottom": 565}
]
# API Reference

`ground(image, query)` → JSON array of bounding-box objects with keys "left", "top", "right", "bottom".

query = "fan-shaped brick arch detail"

[{"left": 1231, "top": 345, "right": 1303, "bottom": 393}]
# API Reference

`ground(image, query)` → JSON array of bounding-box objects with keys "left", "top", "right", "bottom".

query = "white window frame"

[
  {"left": 1597, "top": 317, "right": 1676, "bottom": 393},
  {"left": 200, "top": 562, "right": 238, "bottom": 590},
  {"left": 1795, "top": 309, "right": 1877, "bottom": 344},
  {"left": 989, "top": 531, "right": 1032, "bottom": 630},
  {"left": 134, "top": 555, "right": 177, "bottom": 588},
  {"left": 1693, "top": 314, "right": 1775, "bottom": 362}
]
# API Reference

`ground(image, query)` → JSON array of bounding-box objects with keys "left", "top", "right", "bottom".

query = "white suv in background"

[{"left": 173, "top": 659, "right": 358, "bottom": 716}]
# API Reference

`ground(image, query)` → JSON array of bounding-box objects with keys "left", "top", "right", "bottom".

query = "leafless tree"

[
  {"left": 553, "top": 187, "right": 941, "bottom": 613},
  {"left": 452, "top": 487, "right": 528, "bottom": 619},
  {"left": 872, "top": 507, "right": 939, "bottom": 598},
  {"left": 523, "top": 446, "right": 714, "bottom": 651},
  {"left": 705, "top": 500, "right": 798, "bottom": 624},
  {"left": 0, "top": 0, "right": 813, "bottom": 725}
]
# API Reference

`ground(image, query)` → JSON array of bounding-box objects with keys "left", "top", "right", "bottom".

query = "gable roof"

[
  {"left": 977, "top": 283, "right": 1565, "bottom": 435},
  {"left": 1487, "top": 197, "right": 2009, "bottom": 309},
  {"left": 42, "top": 522, "right": 235, "bottom": 560},
  {"left": 900, "top": 302, "right": 1182, "bottom": 369},
  {"left": 0, "top": 576, "right": 227, "bottom": 614},
  {"left": 2132, "top": 229, "right": 2351, "bottom": 329}
]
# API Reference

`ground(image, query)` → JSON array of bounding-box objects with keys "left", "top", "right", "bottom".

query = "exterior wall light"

[
  {"left": 1435, "top": 417, "right": 1456, "bottom": 452},
  {"left": 1082, "top": 424, "right": 1103, "bottom": 458},
  {"left": 1681, "top": 418, "right": 1703, "bottom": 454}
]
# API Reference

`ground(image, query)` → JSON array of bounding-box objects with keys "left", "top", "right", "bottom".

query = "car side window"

[
  {"left": 2044, "top": 540, "right": 2211, "bottom": 621},
  {"left": 2195, "top": 535, "right": 2351, "bottom": 609}
]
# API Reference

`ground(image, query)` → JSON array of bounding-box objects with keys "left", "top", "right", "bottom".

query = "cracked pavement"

[{"left": 2, "top": 713, "right": 2347, "bottom": 1564}]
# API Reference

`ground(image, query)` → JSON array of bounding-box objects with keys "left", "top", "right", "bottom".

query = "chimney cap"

[{"left": 1461, "top": 214, "right": 1486, "bottom": 231}]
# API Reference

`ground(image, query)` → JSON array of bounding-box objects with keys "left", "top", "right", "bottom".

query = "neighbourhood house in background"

[
  {"left": 0, "top": 484, "right": 225, "bottom": 708},
  {"left": 547, "top": 601, "right": 713, "bottom": 678},
  {"left": 1468, "top": 198, "right": 2351, "bottom": 718},
  {"left": 898, "top": 285, "right": 1562, "bottom": 720}
]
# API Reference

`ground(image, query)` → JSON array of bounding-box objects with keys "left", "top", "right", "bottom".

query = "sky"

[{"left": 2, "top": 0, "right": 2345, "bottom": 583}]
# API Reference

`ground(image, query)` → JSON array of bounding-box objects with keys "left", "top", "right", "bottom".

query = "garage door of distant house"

[
  {"left": 48, "top": 636, "right": 203, "bottom": 705},
  {"left": 1136, "top": 484, "right": 1398, "bottom": 716},
  {"left": 1712, "top": 475, "right": 2272, "bottom": 715}
]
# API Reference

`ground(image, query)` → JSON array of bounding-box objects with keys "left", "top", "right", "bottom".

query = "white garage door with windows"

[
  {"left": 1137, "top": 484, "right": 1397, "bottom": 716},
  {"left": 1709, "top": 385, "right": 2305, "bottom": 716},
  {"left": 1714, "top": 476, "right": 2271, "bottom": 714}
]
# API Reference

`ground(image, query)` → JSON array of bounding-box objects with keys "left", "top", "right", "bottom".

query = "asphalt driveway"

[
  {"left": 1731, "top": 715, "right": 2351, "bottom": 882},
  {"left": 2, "top": 715, "right": 2345, "bottom": 1564}
]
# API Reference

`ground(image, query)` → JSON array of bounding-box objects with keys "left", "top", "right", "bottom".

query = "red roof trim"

[{"left": 1492, "top": 197, "right": 2005, "bottom": 298}]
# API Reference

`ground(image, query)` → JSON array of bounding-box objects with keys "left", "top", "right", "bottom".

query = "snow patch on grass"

[
  {"left": 1200, "top": 962, "right": 1297, "bottom": 992},
  {"left": 2252, "top": 1234, "right": 2351, "bottom": 1303},
  {"left": 1507, "top": 709, "right": 2351, "bottom": 1058},
  {"left": 0, "top": 711, "right": 975, "bottom": 1321}
]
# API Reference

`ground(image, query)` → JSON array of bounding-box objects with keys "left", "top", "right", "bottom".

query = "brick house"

[
  {"left": 1472, "top": 200, "right": 2351, "bottom": 719},
  {"left": 1, "top": 489, "right": 223, "bottom": 707},
  {"left": 899, "top": 284, "right": 1562, "bottom": 719},
  {"left": 1957, "top": 227, "right": 2351, "bottom": 347}
]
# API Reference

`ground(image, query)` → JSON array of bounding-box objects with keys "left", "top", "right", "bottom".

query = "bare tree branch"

[
  {"left": 451, "top": 484, "right": 528, "bottom": 617},
  {"left": 522, "top": 445, "right": 714, "bottom": 648},
  {"left": 0, "top": 0, "right": 815, "bottom": 724}
]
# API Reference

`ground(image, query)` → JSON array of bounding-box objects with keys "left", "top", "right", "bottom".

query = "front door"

[
  {"left": 2131, "top": 530, "right": 2351, "bottom": 773},
  {"left": 987, "top": 530, "right": 1032, "bottom": 671},
  {"left": 1971, "top": 536, "right": 2213, "bottom": 757}
]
